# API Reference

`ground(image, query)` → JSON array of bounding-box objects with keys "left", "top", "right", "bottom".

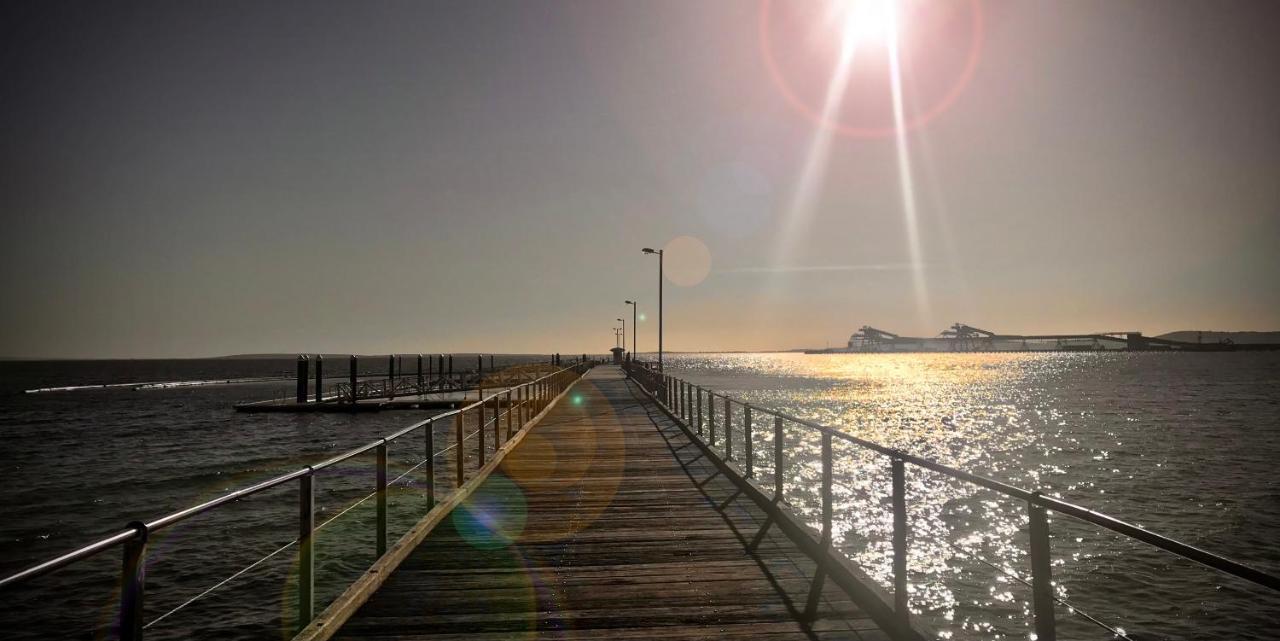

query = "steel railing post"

[
  {"left": 708, "top": 391, "right": 717, "bottom": 444},
  {"left": 744, "top": 405, "right": 754, "bottom": 478},
  {"left": 314, "top": 355, "right": 323, "bottom": 403},
  {"left": 376, "top": 442, "right": 387, "bottom": 557},
  {"left": 1029, "top": 497, "right": 1056, "bottom": 641},
  {"left": 425, "top": 421, "right": 436, "bottom": 509},
  {"left": 686, "top": 382, "right": 692, "bottom": 422},
  {"left": 117, "top": 522, "right": 148, "bottom": 641},
  {"left": 725, "top": 397, "right": 733, "bottom": 459},
  {"left": 677, "top": 380, "right": 684, "bottom": 420},
  {"left": 298, "top": 473, "right": 314, "bottom": 628},
  {"left": 892, "top": 458, "right": 908, "bottom": 623},
  {"left": 505, "top": 390, "right": 513, "bottom": 440},
  {"left": 773, "top": 417, "right": 784, "bottom": 501},
  {"left": 696, "top": 386, "right": 703, "bottom": 435},
  {"left": 478, "top": 397, "right": 487, "bottom": 467},
  {"left": 492, "top": 394, "right": 500, "bottom": 449},
  {"left": 805, "top": 431, "right": 835, "bottom": 621},
  {"left": 685, "top": 382, "right": 692, "bottom": 422},
  {"left": 821, "top": 431, "right": 833, "bottom": 545},
  {"left": 455, "top": 411, "right": 465, "bottom": 487}
]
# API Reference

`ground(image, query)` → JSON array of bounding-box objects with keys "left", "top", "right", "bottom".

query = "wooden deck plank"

[{"left": 329, "top": 367, "right": 890, "bottom": 641}]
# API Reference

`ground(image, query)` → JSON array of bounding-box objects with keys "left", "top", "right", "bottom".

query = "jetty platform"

[
  {"left": 235, "top": 354, "right": 581, "bottom": 413},
  {"left": 235, "top": 389, "right": 504, "bottom": 413},
  {"left": 299, "top": 366, "right": 901, "bottom": 641}
]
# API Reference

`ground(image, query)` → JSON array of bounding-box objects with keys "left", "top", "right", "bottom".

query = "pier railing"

[
  {"left": 0, "top": 359, "right": 595, "bottom": 640},
  {"left": 624, "top": 360, "right": 1280, "bottom": 641}
]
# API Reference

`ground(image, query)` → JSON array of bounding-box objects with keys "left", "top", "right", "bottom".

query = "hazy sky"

[{"left": 2, "top": 1, "right": 1278, "bottom": 358}]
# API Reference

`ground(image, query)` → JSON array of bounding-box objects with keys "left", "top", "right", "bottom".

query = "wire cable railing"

[
  {"left": 0, "top": 357, "right": 595, "bottom": 640},
  {"left": 141, "top": 425, "right": 476, "bottom": 631},
  {"left": 624, "top": 360, "right": 1280, "bottom": 641}
]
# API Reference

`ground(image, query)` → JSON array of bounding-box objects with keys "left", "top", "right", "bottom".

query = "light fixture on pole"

[
  {"left": 617, "top": 318, "right": 626, "bottom": 352},
  {"left": 624, "top": 300, "right": 637, "bottom": 359},
  {"left": 642, "top": 248, "right": 663, "bottom": 371}
]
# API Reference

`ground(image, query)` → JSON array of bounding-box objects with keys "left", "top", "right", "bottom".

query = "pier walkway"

[{"left": 315, "top": 367, "right": 891, "bottom": 641}]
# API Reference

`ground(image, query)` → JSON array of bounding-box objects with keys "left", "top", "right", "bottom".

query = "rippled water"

[
  {"left": 0, "top": 357, "right": 544, "bottom": 640},
  {"left": 667, "top": 352, "right": 1280, "bottom": 640}
]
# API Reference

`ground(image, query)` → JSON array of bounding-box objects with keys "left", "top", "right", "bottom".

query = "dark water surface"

[
  {"left": 0, "top": 357, "right": 544, "bottom": 640},
  {"left": 2, "top": 354, "right": 1278, "bottom": 640}
]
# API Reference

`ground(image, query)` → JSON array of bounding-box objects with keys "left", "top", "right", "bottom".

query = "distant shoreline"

[{"left": 3, "top": 331, "right": 1278, "bottom": 360}]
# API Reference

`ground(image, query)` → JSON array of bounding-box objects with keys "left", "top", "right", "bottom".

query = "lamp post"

[
  {"left": 617, "top": 318, "right": 626, "bottom": 352},
  {"left": 624, "top": 300, "right": 637, "bottom": 359},
  {"left": 642, "top": 247, "right": 663, "bottom": 371}
]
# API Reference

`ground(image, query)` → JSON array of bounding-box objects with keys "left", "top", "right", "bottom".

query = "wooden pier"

[{"left": 298, "top": 366, "right": 903, "bottom": 641}]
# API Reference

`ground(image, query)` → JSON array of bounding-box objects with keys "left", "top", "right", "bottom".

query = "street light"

[
  {"left": 624, "top": 300, "right": 637, "bottom": 359},
  {"left": 642, "top": 247, "right": 663, "bottom": 371},
  {"left": 617, "top": 318, "right": 626, "bottom": 352}
]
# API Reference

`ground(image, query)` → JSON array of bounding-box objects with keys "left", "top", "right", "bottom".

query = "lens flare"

[
  {"left": 452, "top": 475, "right": 528, "bottom": 549},
  {"left": 760, "top": 0, "right": 947, "bottom": 326},
  {"left": 769, "top": 28, "right": 859, "bottom": 266},
  {"left": 663, "top": 236, "right": 712, "bottom": 287},
  {"left": 758, "top": 0, "right": 984, "bottom": 138},
  {"left": 887, "top": 18, "right": 931, "bottom": 321}
]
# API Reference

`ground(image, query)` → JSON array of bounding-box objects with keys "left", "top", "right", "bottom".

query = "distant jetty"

[{"left": 805, "top": 324, "right": 1280, "bottom": 353}]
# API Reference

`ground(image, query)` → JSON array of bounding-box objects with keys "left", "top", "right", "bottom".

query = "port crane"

[
  {"left": 940, "top": 323, "right": 997, "bottom": 352},
  {"left": 846, "top": 326, "right": 900, "bottom": 352}
]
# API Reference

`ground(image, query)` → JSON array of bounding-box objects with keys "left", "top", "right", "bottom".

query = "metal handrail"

[
  {"left": 624, "top": 360, "right": 1280, "bottom": 640},
  {"left": 0, "top": 358, "right": 595, "bottom": 640}
]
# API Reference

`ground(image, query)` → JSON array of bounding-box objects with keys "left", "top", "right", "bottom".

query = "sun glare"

[
  {"left": 838, "top": 0, "right": 898, "bottom": 51},
  {"left": 769, "top": 0, "right": 933, "bottom": 326}
]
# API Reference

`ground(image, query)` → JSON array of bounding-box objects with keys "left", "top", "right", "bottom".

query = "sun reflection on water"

[{"left": 667, "top": 351, "right": 1280, "bottom": 640}]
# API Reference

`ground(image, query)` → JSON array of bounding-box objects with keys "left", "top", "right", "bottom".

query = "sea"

[{"left": 1, "top": 352, "right": 1278, "bottom": 640}]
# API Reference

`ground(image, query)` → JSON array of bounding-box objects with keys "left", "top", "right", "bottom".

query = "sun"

[{"left": 838, "top": 0, "right": 899, "bottom": 51}]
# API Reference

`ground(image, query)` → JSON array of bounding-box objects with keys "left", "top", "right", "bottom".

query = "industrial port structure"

[{"left": 806, "top": 324, "right": 1280, "bottom": 353}]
